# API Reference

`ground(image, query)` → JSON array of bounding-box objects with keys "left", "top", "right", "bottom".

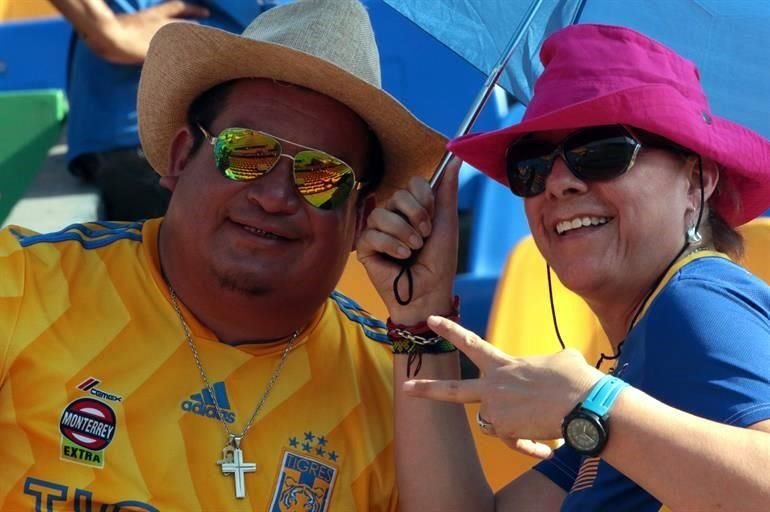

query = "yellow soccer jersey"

[{"left": 0, "top": 219, "right": 396, "bottom": 511}]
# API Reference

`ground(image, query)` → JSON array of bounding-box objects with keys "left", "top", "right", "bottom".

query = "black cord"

[
  {"left": 407, "top": 352, "right": 422, "bottom": 378},
  {"left": 694, "top": 156, "right": 705, "bottom": 235},
  {"left": 393, "top": 265, "right": 414, "bottom": 305},
  {"left": 546, "top": 265, "right": 567, "bottom": 350}
]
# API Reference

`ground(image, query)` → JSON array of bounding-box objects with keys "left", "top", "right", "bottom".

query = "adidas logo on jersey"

[{"left": 181, "top": 381, "right": 236, "bottom": 424}]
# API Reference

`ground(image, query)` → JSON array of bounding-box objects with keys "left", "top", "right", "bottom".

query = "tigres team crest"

[{"left": 269, "top": 432, "right": 339, "bottom": 512}]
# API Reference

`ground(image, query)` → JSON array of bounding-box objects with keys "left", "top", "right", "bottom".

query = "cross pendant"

[{"left": 218, "top": 436, "right": 257, "bottom": 498}]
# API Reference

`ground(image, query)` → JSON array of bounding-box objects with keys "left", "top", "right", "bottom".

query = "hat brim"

[
  {"left": 449, "top": 84, "right": 770, "bottom": 226},
  {"left": 138, "top": 22, "right": 447, "bottom": 204}
]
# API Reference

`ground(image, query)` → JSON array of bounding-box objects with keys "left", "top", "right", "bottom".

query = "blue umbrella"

[
  {"left": 380, "top": 0, "right": 581, "bottom": 107},
  {"left": 382, "top": 0, "right": 770, "bottom": 139}
]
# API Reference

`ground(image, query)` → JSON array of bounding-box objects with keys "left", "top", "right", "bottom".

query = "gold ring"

[{"left": 476, "top": 411, "right": 496, "bottom": 436}]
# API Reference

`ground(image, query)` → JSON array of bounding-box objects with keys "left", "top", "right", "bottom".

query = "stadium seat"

[
  {"left": 453, "top": 104, "right": 529, "bottom": 336},
  {"left": 0, "top": 90, "right": 68, "bottom": 224},
  {"left": 0, "top": 14, "right": 71, "bottom": 224},
  {"left": 0, "top": 0, "right": 58, "bottom": 21},
  {"left": 454, "top": 167, "right": 531, "bottom": 336},
  {"left": 738, "top": 217, "right": 770, "bottom": 284},
  {"left": 0, "top": 16, "right": 70, "bottom": 91}
]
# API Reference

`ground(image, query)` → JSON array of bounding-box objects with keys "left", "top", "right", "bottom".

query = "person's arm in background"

[{"left": 49, "top": 0, "right": 209, "bottom": 64}]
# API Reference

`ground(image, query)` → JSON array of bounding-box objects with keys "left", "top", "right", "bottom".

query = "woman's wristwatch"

[{"left": 562, "top": 375, "right": 629, "bottom": 456}]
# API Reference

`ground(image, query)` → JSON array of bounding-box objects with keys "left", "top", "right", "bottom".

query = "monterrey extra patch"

[{"left": 59, "top": 397, "right": 117, "bottom": 468}]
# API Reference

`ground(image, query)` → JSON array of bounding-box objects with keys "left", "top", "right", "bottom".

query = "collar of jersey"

[{"left": 630, "top": 249, "right": 730, "bottom": 330}]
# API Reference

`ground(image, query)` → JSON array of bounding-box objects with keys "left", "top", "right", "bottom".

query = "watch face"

[{"left": 565, "top": 416, "right": 600, "bottom": 452}]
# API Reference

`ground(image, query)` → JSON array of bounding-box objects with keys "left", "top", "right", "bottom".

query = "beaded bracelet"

[{"left": 387, "top": 297, "right": 460, "bottom": 376}]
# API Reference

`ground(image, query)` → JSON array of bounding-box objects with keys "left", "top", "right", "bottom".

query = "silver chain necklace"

[{"left": 168, "top": 286, "right": 299, "bottom": 499}]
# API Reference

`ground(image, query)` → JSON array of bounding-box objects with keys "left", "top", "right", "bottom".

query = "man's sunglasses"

[
  {"left": 198, "top": 125, "right": 360, "bottom": 210},
  {"left": 505, "top": 125, "right": 644, "bottom": 197}
]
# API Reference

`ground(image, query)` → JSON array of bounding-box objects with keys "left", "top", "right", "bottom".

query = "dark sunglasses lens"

[
  {"left": 214, "top": 128, "right": 280, "bottom": 180},
  {"left": 506, "top": 140, "right": 555, "bottom": 197},
  {"left": 294, "top": 151, "right": 356, "bottom": 210},
  {"left": 564, "top": 128, "right": 638, "bottom": 181}
]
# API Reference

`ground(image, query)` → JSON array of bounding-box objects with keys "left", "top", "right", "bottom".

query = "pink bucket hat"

[{"left": 448, "top": 24, "right": 770, "bottom": 227}]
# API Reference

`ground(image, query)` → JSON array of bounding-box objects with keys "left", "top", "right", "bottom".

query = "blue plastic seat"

[
  {"left": 0, "top": 16, "right": 71, "bottom": 223},
  {"left": 454, "top": 167, "right": 530, "bottom": 335},
  {"left": 0, "top": 90, "right": 69, "bottom": 223},
  {"left": 0, "top": 16, "right": 71, "bottom": 92},
  {"left": 453, "top": 104, "right": 530, "bottom": 335}
]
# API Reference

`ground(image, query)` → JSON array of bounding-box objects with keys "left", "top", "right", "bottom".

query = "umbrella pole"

[{"left": 430, "top": 0, "right": 547, "bottom": 187}]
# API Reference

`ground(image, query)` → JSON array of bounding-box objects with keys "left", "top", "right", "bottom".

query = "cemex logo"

[
  {"left": 181, "top": 381, "right": 236, "bottom": 424},
  {"left": 77, "top": 377, "right": 123, "bottom": 402}
]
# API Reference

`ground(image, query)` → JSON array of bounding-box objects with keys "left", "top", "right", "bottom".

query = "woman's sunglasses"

[
  {"left": 198, "top": 125, "right": 360, "bottom": 210},
  {"left": 505, "top": 125, "right": 643, "bottom": 197}
]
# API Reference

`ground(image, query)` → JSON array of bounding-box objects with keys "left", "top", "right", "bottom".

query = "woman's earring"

[{"left": 686, "top": 224, "right": 702, "bottom": 244}]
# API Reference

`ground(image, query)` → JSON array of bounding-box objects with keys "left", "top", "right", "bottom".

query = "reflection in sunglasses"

[{"left": 198, "top": 124, "right": 360, "bottom": 210}]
